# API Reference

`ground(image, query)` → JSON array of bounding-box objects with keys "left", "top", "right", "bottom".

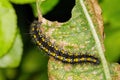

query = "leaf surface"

[
  {"left": 0, "top": 0, "right": 17, "bottom": 57},
  {"left": 35, "top": 0, "right": 120, "bottom": 80},
  {"left": 0, "top": 32, "right": 23, "bottom": 68}
]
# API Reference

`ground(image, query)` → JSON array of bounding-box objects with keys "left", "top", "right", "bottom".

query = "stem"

[{"left": 36, "top": 0, "right": 42, "bottom": 22}]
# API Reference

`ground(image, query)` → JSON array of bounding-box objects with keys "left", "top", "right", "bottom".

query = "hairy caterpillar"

[{"left": 30, "top": 20, "right": 100, "bottom": 65}]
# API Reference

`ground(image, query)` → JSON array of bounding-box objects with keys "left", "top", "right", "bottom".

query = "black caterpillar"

[{"left": 30, "top": 20, "right": 100, "bottom": 65}]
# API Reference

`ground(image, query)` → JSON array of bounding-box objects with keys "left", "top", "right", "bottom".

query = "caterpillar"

[{"left": 30, "top": 20, "right": 100, "bottom": 65}]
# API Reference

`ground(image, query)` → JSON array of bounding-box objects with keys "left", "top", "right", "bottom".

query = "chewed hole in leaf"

[{"left": 43, "top": 0, "right": 75, "bottom": 22}]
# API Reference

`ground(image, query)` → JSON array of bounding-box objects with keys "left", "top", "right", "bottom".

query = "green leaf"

[
  {"left": 100, "top": 0, "right": 120, "bottom": 27},
  {"left": 35, "top": 0, "right": 113, "bottom": 79},
  {"left": 105, "top": 26, "right": 120, "bottom": 62},
  {"left": 100, "top": 0, "right": 120, "bottom": 62},
  {"left": 0, "top": 31, "right": 23, "bottom": 68},
  {"left": 10, "top": 0, "right": 35, "bottom": 4},
  {"left": 18, "top": 48, "right": 48, "bottom": 80},
  {"left": 0, "top": 71, "right": 6, "bottom": 80},
  {"left": 21, "top": 48, "right": 48, "bottom": 73},
  {"left": 0, "top": 0, "right": 17, "bottom": 57},
  {"left": 31, "top": 0, "right": 59, "bottom": 16}
]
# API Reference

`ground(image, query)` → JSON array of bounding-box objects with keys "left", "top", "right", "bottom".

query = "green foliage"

[
  {"left": 0, "top": 0, "right": 23, "bottom": 68},
  {"left": 100, "top": 0, "right": 120, "bottom": 62},
  {"left": 0, "top": 32, "right": 23, "bottom": 68},
  {"left": 0, "top": 0, "right": 120, "bottom": 80},
  {"left": 0, "top": 0, "right": 55, "bottom": 79},
  {"left": 100, "top": 0, "right": 120, "bottom": 26},
  {"left": 0, "top": 0, "right": 17, "bottom": 57},
  {"left": 31, "top": 0, "right": 59, "bottom": 16},
  {"left": 10, "top": 0, "right": 35, "bottom": 4}
]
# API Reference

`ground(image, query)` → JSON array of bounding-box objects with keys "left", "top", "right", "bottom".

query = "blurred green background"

[{"left": 0, "top": 0, "right": 120, "bottom": 80}]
